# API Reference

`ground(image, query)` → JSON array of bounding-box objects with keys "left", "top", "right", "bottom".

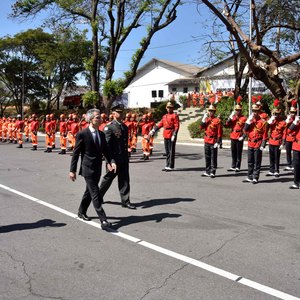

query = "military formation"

[{"left": 1, "top": 96, "right": 300, "bottom": 190}]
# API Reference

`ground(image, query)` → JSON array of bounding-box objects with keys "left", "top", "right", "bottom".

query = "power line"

[{"left": 120, "top": 37, "right": 202, "bottom": 52}]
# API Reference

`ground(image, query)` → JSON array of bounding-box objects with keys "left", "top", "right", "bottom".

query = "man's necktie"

[{"left": 94, "top": 131, "right": 100, "bottom": 150}]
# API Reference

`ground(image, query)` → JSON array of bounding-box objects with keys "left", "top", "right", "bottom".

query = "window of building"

[
  {"left": 183, "top": 87, "right": 188, "bottom": 93},
  {"left": 194, "top": 86, "right": 199, "bottom": 92},
  {"left": 172, "top": 87, "right": 177, "bottom": 92},
  {"left": 151, "top": 90, "right": 157, "bottom": 98},
  {"left": 158, "top": 90, "right": 164, "bottom": 98}
]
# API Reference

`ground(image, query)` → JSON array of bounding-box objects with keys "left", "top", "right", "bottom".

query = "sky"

[{"left": 0, "top": 1, "right": 213, "bottom": 82}]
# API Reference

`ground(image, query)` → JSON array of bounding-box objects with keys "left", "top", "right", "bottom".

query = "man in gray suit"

[{"left": 69, "top": 109, "right": 117, "bottom": 230}]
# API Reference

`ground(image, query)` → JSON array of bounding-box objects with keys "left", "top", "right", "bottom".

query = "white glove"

[
  {"left": 213, "top": 143, "right": 219, "bottom": 149},
  {"left": 279, "top": 144, "right": 284, "bottom": 150},
  {"left": 229, "top": 111, "right": 235, "bottom": 119},
  {"left": 293, "top": 116, "right": 300, "bottom": 125},
  {"left": 259, "top": 146, "right": 264, "bottom": 151},
  {"left": 238, "top": 136, "right": 244, "bottom": 141},
  {"left": 285, "top": 115, "right": 291, "bottom": 123},
  {"left": 246, "top": 113, "right": 254, "bottom": 124},
  {"left": 202, "top": 113, "right": 208, "bottom": 123},
  {"left": 171, "top": 135, "right": 175, "bottom": 142},
  {"left": 267, "top": 115, "right": 276, "bottom": 124}
]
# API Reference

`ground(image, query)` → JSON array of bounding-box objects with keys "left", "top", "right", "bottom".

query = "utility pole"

[{"left": 248, "top": 0, "right": 253, "bottom": 115}]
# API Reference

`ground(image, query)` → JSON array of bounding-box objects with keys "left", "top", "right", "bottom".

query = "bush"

[{"left": 188, "top": 119, "right": 203, "bottom": 138}]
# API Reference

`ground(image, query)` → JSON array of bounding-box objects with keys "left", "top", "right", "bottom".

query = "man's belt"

[
  {"left": 249, "top": 138, "right": 261, "bottom": 143},
  {"left": 233, "top": 130, "right": 241, "bottom": 132},
  {"left": 270, "top": 137, "right": 282, "bottom": 141},
  {"left": 165, "top": 127, "right": 174, "bottom": 130},
  {"left": 205, "top": 135, "right": 217, "bottom": 138}
]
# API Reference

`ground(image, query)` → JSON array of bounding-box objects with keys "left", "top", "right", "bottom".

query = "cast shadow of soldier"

[
  {"left": 99, "top": 197, "right": 195, "bottom": 229},
  {"left": 0, "top": 219, "right": 66, "bottom": 233}
]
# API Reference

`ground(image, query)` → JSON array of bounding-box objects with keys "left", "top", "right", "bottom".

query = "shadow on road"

[
  {"left": 108, "top": 212, "right": 182, "bottom": 229},
  {"left": 105, "top": 197, "right": 195, "bottom": 209},
  {"left": 0, "top": 219, "right": 66, "bottom": 233}
]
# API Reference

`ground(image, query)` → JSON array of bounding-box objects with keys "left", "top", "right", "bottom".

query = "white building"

[
  {"left": 197, "top": 56, "right": 298, "bottom": 94},
  {"left": 124, "top": 58, "right": 203, "bottom": 108}
]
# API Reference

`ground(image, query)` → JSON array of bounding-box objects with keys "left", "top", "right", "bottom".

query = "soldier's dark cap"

[{"left": 111, "top": 104, "right": 125, "bottom": 112}]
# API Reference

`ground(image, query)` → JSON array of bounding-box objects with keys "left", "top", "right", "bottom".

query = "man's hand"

[
  {"left": 238, "top": 136, "right": 244, "bottom": 141},
  {"left": 213, "top": 143, "right": 219, "bottom": 149},
  {"left": 69, "top": 172, "right": 76, "bottom": 182},
  {"left": 171, "top": 135, "right": 175, "bottom": 142},
  {"left": 202, "top": 113, "right": 208, "bottom": 123},
  {"left": 107, "top": 163, "right": 117, "bottom": 173}
]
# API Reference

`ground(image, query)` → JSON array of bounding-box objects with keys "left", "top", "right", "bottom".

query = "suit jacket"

[
  {"left": 103, "top": 120, "right": 129, "bottom": 164},
  {"left": 70, "top": 127, "right": 114, "bottom": 177}
]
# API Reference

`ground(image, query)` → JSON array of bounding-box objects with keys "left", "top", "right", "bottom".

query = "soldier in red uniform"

[
  {"left": 15, "top": 114, "right": 25, "bottom": 148},
  {"left": 287, "top": 114, "right": 300, "bottom": 189},
  {"left": 200, "top": 104, "right": 223, "bottom": 177},
  {"left": 123, "top": 112, "right": 133, "bottom": 154},
  {"left": 243, "top": 104, "right": 268, "bottom": 184},
  {"left": 79, "top": 114, "right": 89, "bottom": 130},
  {"left": 150, "top": 101, "right": 180, "bottom": 171},
  {"left": 283, "top": 105, "right": 297, "bottom": 171},
  {"left": 70, "top": 114, "right": 80, "bottom": 150},
  {"left": 147, "top": 112, "right": 155, "bottom": 155},
  {"left": 58, "top": 114, "right": 67, "bottom": 155},
  {"left": 44, "top": 114, "right": 53, "bottom": 152},
  {"left": 30, "top": 114, "right": 39, "bottom": 151},
  {"left": 225, "top": 97, "right": 247, "bottom": 171},
  {"left": 140, "top": 114, "right": 152, "bottom": 160},
  {"left": 49, "top": 113, "right": 57, "bottom": 149},
  {"left": 98, "top": 113, "right": 108, "bottom": 132},
  {"left": 130, "top": 113, "right": 138, "bottom": 152},
  {"left": 265, "top": 101, "right": 286, "bottom": 177}
]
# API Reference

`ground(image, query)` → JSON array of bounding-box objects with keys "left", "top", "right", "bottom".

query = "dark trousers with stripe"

[
  {"left": 230, "top": 139, "right": 244, "bottom": 169},
  {"left": 293, "top": 150, "right": 300, "bottom": 186},
  {"left": 247, "top": 147, "right": 262, "bottom": 180},
  {"left": 205, "top": 143, "right": 218, "bottom": 175},
  {"left": 268, "top": 144, "right": 281, "bottom": 173}
]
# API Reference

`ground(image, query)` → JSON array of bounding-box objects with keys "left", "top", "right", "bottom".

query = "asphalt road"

[{"left": 0, "top": 137, "right": 299, "bottom": 300}]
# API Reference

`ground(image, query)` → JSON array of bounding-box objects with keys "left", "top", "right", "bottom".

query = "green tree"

[
  {"left": 11, "top": 0, "right": 182, "bottom": 112},
  {"left": 201, "top": 0, "right": 300, "bottom": 104}
]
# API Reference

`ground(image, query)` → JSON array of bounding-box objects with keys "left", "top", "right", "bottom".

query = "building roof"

[
  {"left": 168, "top": 78, "right": 200, "bottom": 85},
  {"left": 137, "top": 58, "right": 204, "bottom": 77}
]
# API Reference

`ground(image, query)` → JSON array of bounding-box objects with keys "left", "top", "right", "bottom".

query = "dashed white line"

[{"left": 0, "top": 183, "right": 299, "bottom": 300}]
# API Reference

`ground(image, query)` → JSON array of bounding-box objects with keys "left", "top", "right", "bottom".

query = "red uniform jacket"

[
  {"left": 156, "top": 113, "right": 180, "bottom": 139},
  {"left": 30, "top": 120, "right": 39, "bottom": 133},
  {"left": 268, "top": 117, "right": 286, "bottom": 146},
  {"left": 226, "top": 115, "right": 247, "bottom": 140},
  {"left": 59, "top": 121, "right": 67, "bottom": 135},
  {"left": 287, "top": 123, "right": 300, "bottom": 151},
  {"left": 284, "top": 117, "right": 296, "bottom": 142},
  {"left": 201, "top": 117, "right": 222, "bottom": 144},
  {"left": 244, "top": 116, "right": 268, "bottom": 148}
]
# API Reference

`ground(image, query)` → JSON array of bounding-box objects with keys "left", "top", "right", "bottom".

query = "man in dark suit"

[
  {"left": 69, "top": 109, "right": 117, "bottom": 230},
  {"left": 99, "top": 107, "right": 136, "bottom": 209}
]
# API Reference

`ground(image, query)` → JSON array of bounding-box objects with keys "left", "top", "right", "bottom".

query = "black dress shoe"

[
  {"left": 78, "top": 212, "right": 91, "bottom": 221},
  {"left": 122, "top": 202, "right": 136, "bottom": 209},
  {"left": 289, "top": 184, "right": 299, "bottom": 189},
  {"left": 101, "top": 220, "right": 112, "bottom": 230}
]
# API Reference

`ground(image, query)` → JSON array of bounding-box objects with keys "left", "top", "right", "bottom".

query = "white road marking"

[{"left": 0, "top": 183, "right": 299, "bottom": 300}]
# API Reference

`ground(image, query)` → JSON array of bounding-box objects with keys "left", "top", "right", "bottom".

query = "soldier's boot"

[
  {"left": 140, "top": 154, "right": 145, "bottom": 160},
  {"left": 25, "top": 138, "right": 29, "bottom": 142},
  {"left": 31, "top": 145, "right": 37, "bottom": 151},
  {"left": 9, "top": 140, "right": 13, "bottom": 143},
  {"left": 58, "top": 149, "right": 66, "bottom": 155},
  {"left": 13, "top": 140, "right": 17, "bottom": 144},
  {"left": 52, "top": 144, "right": 56, "bottom": 149},
  {"left": 17, "top": 144, "right": 23, "bottom": 148},
  {"left": 144, "top": 155, "right": 149, "bottom": 160}
]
